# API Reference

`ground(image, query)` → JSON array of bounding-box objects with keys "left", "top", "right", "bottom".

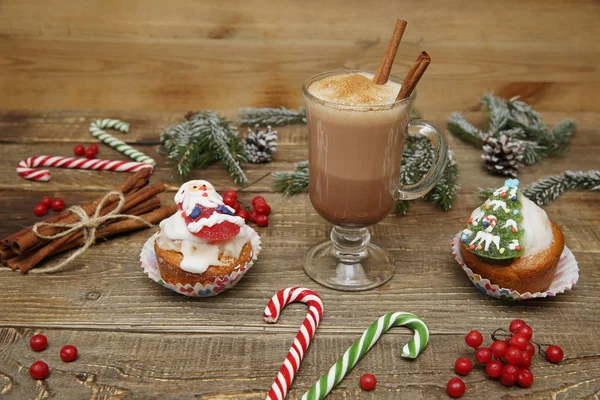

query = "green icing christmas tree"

[{"left": 462, "top": 179, "right": 525, "bottom": 259}]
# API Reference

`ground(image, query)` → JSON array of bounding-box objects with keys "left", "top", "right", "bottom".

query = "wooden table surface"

[
  {"left": 0, "top": 109, "right": 598, "bottom": 399},
  {"left": 1, "top": 0, "right": 600, "bottom": 398}
]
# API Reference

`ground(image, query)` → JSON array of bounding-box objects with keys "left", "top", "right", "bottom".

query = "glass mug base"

[{"left": 303, "top": 227, "right": 396, "bottom": 291}]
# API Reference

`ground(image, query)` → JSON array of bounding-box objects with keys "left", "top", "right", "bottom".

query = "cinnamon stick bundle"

[
  {"left": 0, "top": 168, "right": 174, "bottom": 274},
  {"left": 7, "top": 169, "right": 152, "bottom": 255},
  {"left": 7, "top": 183, "right": 165, "bottom": 273},
  {"left": 10, "top": 205, "right": 176, "bottom": 273},
  {"left": 396, "top": 51, "right": 431, "bottom": 100}
]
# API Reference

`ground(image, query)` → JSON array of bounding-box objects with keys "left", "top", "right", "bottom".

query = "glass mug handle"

[{"left": 395, "top": 119, "right": 449, "bottom": 201}]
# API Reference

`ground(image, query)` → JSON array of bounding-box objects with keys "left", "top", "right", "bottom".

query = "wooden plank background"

[
  {"left": 0, "top": 1, "right": 599, "bottom": 399},
  {"left": 0, "top": 0, "right": 598, "bottom": 113}
]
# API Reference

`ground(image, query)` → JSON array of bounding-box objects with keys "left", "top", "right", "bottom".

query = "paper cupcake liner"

[
  {"left": 451, "top": 232, "right": 579, "bottom": 301},
  {"left": 140, "top": 225, "right": 261, "bottom": 297}
]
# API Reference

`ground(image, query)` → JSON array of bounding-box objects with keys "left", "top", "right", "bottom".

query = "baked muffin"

[
  {"left": 154, "top": 180, "right": 258, "bottom": 287},
  {"left": 459, "top": 179, "right": 565, "bottom": 294}
]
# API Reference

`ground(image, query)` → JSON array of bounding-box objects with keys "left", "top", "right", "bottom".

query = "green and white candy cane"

[
  {"left": 301, "top": 312, "right": 429, "bottom": 400},
  {"left": 89, "top": 119, "right": 156, "bottom": 165}
]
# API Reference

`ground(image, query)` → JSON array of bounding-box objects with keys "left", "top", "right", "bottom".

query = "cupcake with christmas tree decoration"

[
  {"left": 452, "top": 179, "right": 578, "bottom": 300},
  {"left": 140, "top": 180, "right": 260, "bottom": 297}
]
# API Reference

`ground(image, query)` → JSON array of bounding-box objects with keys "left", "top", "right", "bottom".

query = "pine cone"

[
  {"left": 481, "top": 133, "right": 525, "bottom": 178},
  {"left": 244, "top": 125, "right": 278, "bottom": 163}
]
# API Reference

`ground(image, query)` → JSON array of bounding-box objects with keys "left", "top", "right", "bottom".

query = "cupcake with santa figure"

[{"left": 147, "top": 180, "right": 260, "bottom": 296}]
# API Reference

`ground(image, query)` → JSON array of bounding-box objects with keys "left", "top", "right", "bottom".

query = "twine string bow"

[{"left": 32, "top": 191, "right": 153, "bottom": 274}]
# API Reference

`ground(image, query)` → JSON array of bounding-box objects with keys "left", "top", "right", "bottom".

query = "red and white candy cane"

[
  {"left": 17, "top": 155, "right": 153, "bottom": 182},
  {"left": 264, "top": 287, "right": 324, "bottom": 400}
]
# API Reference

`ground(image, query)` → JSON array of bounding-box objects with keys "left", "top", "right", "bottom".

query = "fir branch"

[
  {"left": 238, "top": 107, "right": 307, "bottom": 126},
  {"left": 160, "top": 111, "right": 247, "bottom": 184},
  {"left": 447, "top": 112, "right": 485, "bottom": 146},
  {"left": 393, "top": 200, "right": 411, "bottom": 216},
  {"left": 272, "top": 161, "right": 309, "bottom": 195},
  {"left": 481, "top": 93, "right": 510, "bottom": 132},
  {"left": 478, "top": 170, "right": 600, "bottom": 206},
  {"left": 423, "top": 150, "right": 459, "bottom": 211}
]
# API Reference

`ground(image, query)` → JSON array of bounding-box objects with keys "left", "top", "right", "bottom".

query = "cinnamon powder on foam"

[{"left": 308, "top": 73, "right": 400, "bottom": 106}]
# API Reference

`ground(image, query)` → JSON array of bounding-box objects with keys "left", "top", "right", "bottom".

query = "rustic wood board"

[{"left": 0, "top": 110, "right": 599, "bottom": 399}]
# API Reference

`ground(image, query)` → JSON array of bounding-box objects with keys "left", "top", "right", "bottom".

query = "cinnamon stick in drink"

[
  {"left": 373, "top": 19, "right": 408, "bottom": 84},
  {"left": 396, "top": 51, "right": 431, "bottom": 100}
]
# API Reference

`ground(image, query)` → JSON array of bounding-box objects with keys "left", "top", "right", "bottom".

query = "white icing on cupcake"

[
  {"left": 157, "top": 181, "right": 251, "bottom": 274},
  {"left": 468, "top": 194, "right": 553, "bottom": 257}
]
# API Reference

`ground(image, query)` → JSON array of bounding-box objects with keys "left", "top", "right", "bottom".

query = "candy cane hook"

[
  {"left": 17, "top": 155, "right": 153, "bottom": 182},
  {"left": 301, "top": 312, "right": 429, "bottom": 400},
  {"left": 264, "top": 287, "right": 324, "bottom": 400}
]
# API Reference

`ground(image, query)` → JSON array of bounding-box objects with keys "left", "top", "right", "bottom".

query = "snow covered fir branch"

[
  {"left": 448, "top": 94, "right": 577, "bottom": 177},
  {"left": 478, "top": 170, "right": 600, "bottom": 206},
  {"left": 238, "top": 107, "right": 307, "bottom": 126},
  {"left": 160, "top": 111, "right": 248, "bottom": 184}
]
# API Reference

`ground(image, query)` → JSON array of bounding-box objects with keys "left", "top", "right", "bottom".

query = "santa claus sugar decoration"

[{"left": 175, "top": 180, "right": 245, "bottom": 242}]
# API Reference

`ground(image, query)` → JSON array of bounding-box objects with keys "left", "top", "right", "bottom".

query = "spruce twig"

[
  {"left": 238, "top": 107, "right": 307, "bottom": 126},
  {"left": 160, "top": 111, "right": 248, "bottom": 184},
  {"left": 478, "top": 170, "right": 600, "bottom": 206}
]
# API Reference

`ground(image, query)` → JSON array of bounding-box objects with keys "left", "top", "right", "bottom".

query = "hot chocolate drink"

[{"left": 305, "top": 72, "right": 411, "bottom": 227}]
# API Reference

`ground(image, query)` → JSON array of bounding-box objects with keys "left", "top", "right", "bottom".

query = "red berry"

[
  {"left": 30, "top": 334, "right": 48, "bottom": 351},
  {"left": 33, "top": 203, "right": 47, "bottom": 217},
  {"left": 546, "top": 345, "right": 564, "bottom": 363},
  {"left": 60, "top": 345, "right": 78, "bottom": 362},
  {"left": 519, "top": 350, "right": 532, "bottom": 368},
  {"left": 517, "top": 325, "right": 533, "bottom": 341},
  {"left": 465, "top": 330, "right": 483, "bottom": 348},
  {"left": 251, "top": 196, "right": 266, "bottom": 208},
  {"left": 50, "top": 198, "right": 65, "bottom": 211},
  {"left": 525, "top": 342, "right": 536, "bottom": 356},
  {"left": 255, "top": 214, "right": 269, "bottom": 227},
  {"left": 517, "top": 369, "right": 534, "bottom": 387},
  {"left": 236, "top": 209, "right": 249, "bottom": 221},
  {"left": 88, "top": 144, "right": 99, "bottom": 153},
  {"left": 509, "top": 333, "right": 529, "bottom": 351},
  {"left": 509, "top": 319, "right": 527, "bottom": 333},
  {"left": 233, "top": 202, "right": 241, "bottom": 213},
  {"left": 40, "top": 196, "right": 53, "bottom": 207},
  {"left": 505, "top": 346, "right": 522, "bottom": 365},
  {"left": 491, "top": 340, "right": 507, "bottom": 358},
  {"left": 446, "top": 377, "right": 466, "bottom": 398},
  {"left": 485, "top": 360, "right": 503, "bottom": 379},
  {"left": 85, "top": 148, "right": 97, "bottom": 159},
  {"left": 475, "top": 347, "right": 493, "bottom": 364},
  {"left": 73, "top": 144, "right": 86, "bottom": 156},
  {"left": 454, "top": 357, "right": 472, "bottom": 376},
  {"left": 254, "top": 202, "right": 271, "bottom": 216},
  {"left": 359, "top": 373, "right": 376, "bottom": 391},
  {"left": 29, "top": 361, "right": 49, "bottom": 380},
  {"left": 504, "top": 346, "right": 521, "bottom": 365},
  {"left": 223, "top": 190, "right": 237, "bottom": 201},
  {"left": 248, "top": 209, "right": 258, "bottom": 223},
  {"left": 223, "top": 195, "right": 236, "bottom": 207},
  {"left": 500, "top": 364, "right": 519, "bottom": 386}
]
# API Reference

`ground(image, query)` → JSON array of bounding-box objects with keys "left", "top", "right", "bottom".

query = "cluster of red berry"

[
  {"left": 222, "top": 190, "right": 271, "bottom": 227},
  {"left": 73, "top": 143, "right": 99, "bottom": 159},
  {"left": 28, "top": 334, "right": 78, "bottom": 380},
  {"left": 447, "top": 319, "right": 565, "bottom": 398},
  {"left": 33, "top": 196, "right": 66, "bottom": 216}
]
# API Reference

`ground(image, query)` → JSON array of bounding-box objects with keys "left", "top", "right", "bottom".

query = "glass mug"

[{"left": 303, "top": 70, "right": 448, "bottom": 291}]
